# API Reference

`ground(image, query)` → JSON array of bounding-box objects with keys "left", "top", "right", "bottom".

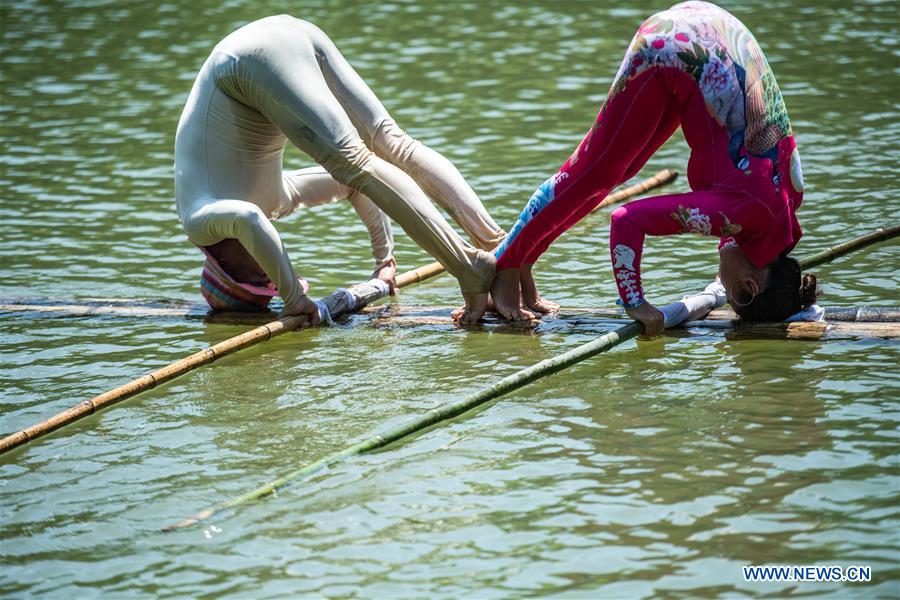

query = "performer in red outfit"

[{"left": 465, "top": 2, "right": 818, "bottom": 333}]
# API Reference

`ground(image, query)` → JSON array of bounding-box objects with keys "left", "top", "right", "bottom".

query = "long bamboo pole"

[
  {"left": 363, "top": 304, "right": 900, "bottom": 324},
  {"left": 0, "top": 269, "right": 441, "bottom": 456},
  {"left": 0, "top": 301, "right": 205, "bottom": 319},
  {"left": 164, "top": 225, "right": 899, "bottom": 530},
  {"left": 361, "top": 311, "right": 900, "bottom": 340},
  {"left": 799, "top": 225, "right": 899, "bottom": 269},
  {"left": 5, "top": 301, "right": 898, "bottom": 341},
  {"left": 0, "top": 173, "right": 677, "bottom": 456},
  {"left": 162, "top": 320, "right": 643, "bottom": 531},
  {"left": 388, "top": 169, "right": 677, "bottom": 283},
  {"left": 596, "top": 168, "right": 677, "bottom": 210}
]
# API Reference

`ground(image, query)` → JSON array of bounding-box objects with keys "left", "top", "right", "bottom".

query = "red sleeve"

[{"left": 608, "top": 189, "right": 766, "bottom": 307}]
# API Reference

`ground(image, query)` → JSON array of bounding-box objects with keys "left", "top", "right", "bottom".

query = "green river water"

[{"left": 1, "top": 0, "right": 898, "bottom": 597}]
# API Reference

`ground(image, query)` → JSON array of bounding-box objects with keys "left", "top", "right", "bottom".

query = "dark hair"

[{"left": 733, "top": 254, "right": 820, "bottom": 322}]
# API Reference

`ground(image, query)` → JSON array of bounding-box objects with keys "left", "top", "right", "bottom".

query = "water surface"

[{"left": 1, "top": 0, "right": 898, "bottom": 597}]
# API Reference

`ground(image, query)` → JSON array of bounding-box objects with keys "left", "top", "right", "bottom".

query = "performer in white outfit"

[{"left": 175, "top": 15, "right": 504, "bottom": 322}]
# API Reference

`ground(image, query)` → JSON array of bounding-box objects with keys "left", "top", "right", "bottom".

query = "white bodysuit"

[{"left": 175, "top": 15, "right": 503, "bottom": 310}]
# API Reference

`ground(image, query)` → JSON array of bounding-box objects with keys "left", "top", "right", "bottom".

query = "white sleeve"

[
  {"left": 182, "top": 198, "right": 306, "bottom": 310},
  {"left": 661, "top": 279, "right": 728, "bottom": 328}
]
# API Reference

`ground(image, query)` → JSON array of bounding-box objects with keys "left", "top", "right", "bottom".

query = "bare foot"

[
  {"left": 526, "top": 296, "right": 560, "bottom": 315},
  {"left": 490, "top": 268, "right": 536, "bottom": 322},
  {"left": 520, "top": 264, "right": 560, "bottom": 315},
  {"left": 452, "top": 291, "right": 490, "bottom": 324}
]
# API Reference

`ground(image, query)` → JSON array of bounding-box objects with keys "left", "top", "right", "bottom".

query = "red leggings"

[{"left": 494, "top": 66, "right": 702, "bottom": 270}]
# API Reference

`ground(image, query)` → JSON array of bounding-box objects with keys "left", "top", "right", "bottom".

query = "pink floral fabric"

[{"left": 611, "top": 1, "right": 792, "bottom": 162}]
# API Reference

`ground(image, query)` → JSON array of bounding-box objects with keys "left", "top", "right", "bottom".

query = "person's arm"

[
  {"left": 609, "top": 189, "right": 760, "bottom": 309},
  {"left": 189, "top": 199, "right": 316, "bottom": 320},
  {"left": 659, "top": 279, "right": 728, "bottom": 327}
]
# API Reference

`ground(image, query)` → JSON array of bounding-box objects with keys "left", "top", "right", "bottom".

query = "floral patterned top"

[{"left": 612, "top": 0, "right": 792, "bottom": 166}]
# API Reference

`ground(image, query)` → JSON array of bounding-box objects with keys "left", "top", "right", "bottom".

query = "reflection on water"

[{"left": 1, "top": 0, "right": 898, "bottom": 597}]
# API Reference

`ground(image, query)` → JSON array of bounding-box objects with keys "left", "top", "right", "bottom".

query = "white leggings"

[{"left": 174, "top": 15, "right": 503, "bottom": 310}]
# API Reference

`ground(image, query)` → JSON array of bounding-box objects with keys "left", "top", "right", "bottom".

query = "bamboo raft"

[
  {"left": 1, "top": 222, "right": 897, "bottom": 457},
  {"left": 2, "top": 299, "right": 898, "bottom": 340},
  {"left": 359, "top": 305, "right": 900, "bottom": 341}
]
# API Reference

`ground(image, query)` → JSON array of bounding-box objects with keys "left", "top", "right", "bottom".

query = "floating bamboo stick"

[
  {"left": 799, "top": 225, "right": 899, "bottom": 269},
  {"left": 687, "top": 319, "right": 900, "bottom": 341},
  {"left": 595, "top": 168, "right": 677, "bottom": 210},
  {"left": 164, "top": 225, "right": 899, "bottom": 530},
  {"left": 0, "top": 280, "right": 413, "bottom": 455},
  {"left": 162, "top": 320, "right": 644, "bottom": 531},
  {"left": 0, "top": 172, "right": 677, "bottom": 456},
  {"left": 393, "top": 260, "right": 445, "bottom": 288},
  {"left": 4, "top": 301, "right": 898, "bottom": 339},
  {"left": 0, "top": 301, "right": 206, "bottom": 319},
  {"left": 360, "top": 304, "right": 900, "bottom": 324},
  {"left": 382, "top": 169, "right": 677, "bottom": 283}
]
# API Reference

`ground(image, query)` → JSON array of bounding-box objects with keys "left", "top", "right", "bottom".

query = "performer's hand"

[
  {"left": 279, "top": 295, "right": 320, "bottom": 328},
  {"left": 373, "top": 259, "right": 397, "bottom": 295},
  {"left": 625, "top": 301, "right": 664, "bottom": 339}
]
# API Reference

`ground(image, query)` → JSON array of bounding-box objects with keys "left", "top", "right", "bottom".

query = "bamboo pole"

[
  {"left": 164, "top": 225, "right": 900, "bottom": 530},
  {"left": 162, "top": 320, "right": 643, "bottom": 531},
  {"left": 595, "top": 168, "right": 677, "bottom": 210},
  {"left": 360, "top": 310, "right": 900, "bottom": 340},
  {"left": 4, "top": 301, "right": 898, "bottom": 339},
  {"left": 360, "top": 304, "right": 900, "bottom": 324},
  {"left": 799, "top": 225, "right": 899, "bottom": 270},
  {"left": 0, "top": 301, "right": 202, "bottom": 319},
  {"left": 0, "top": 279, "right": 421, "bottom": 456},
  {"left": 383, "top": 169, "right": 678, "bottom": 284},
  {"left": 688, "top": 320, "right": 900, "bottom": 341},
  {"left": 393, "top": 260, "right": 445, "bottom": 288},
  {"left": 0, "top": 172, "right": 677, "bottom": 456}
]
